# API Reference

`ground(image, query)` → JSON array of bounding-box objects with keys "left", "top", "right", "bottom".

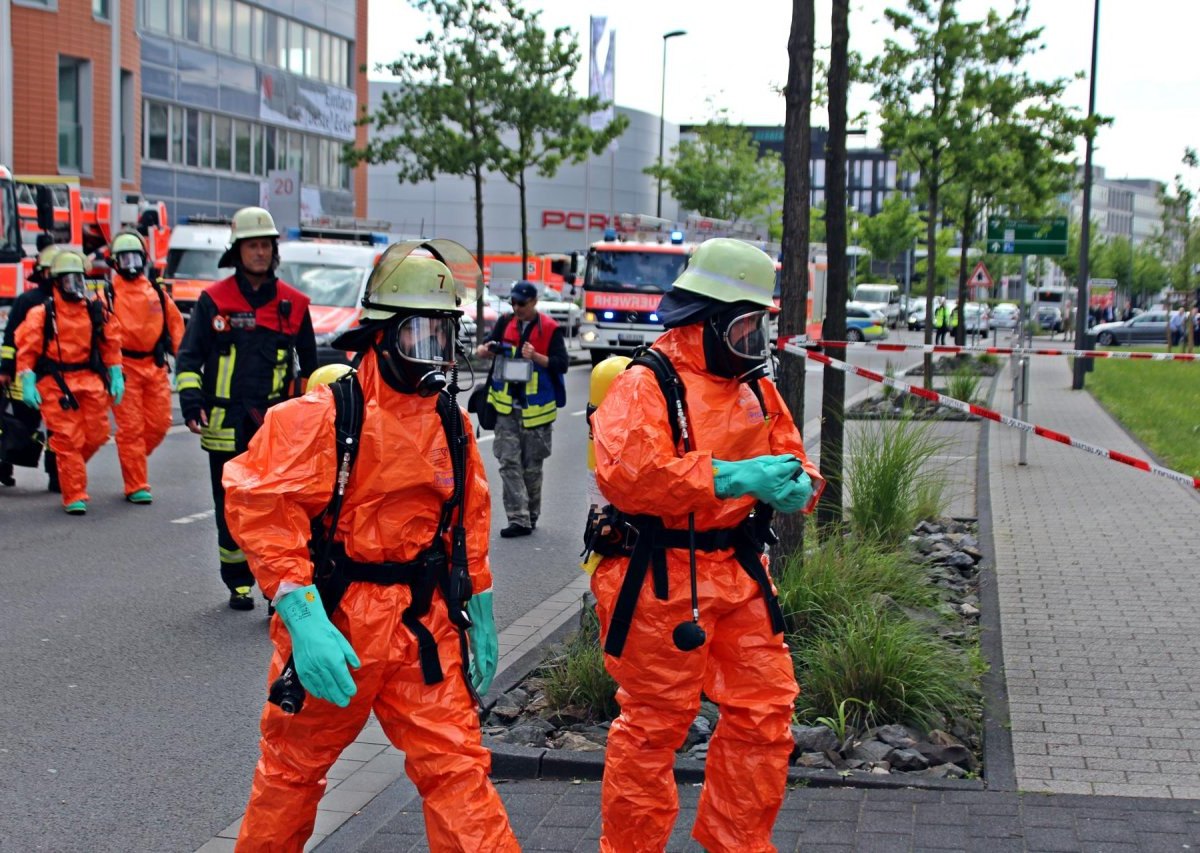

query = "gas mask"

[
  {"left": 55, "top": 272, "right": 89, "bottom": 304},
  {"left": 113, "top": 250, "right": 146, "bottom": 280},
  {"left": 702, "top": 306, "right": 771, "bottom": 383},
  {"left": 373, "top": 314, "right": 459, "bottom": 397}
]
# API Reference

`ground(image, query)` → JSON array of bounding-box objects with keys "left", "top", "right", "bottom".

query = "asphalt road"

[{"left": 0, "top": 329, "right": 929, "bottom": 851}]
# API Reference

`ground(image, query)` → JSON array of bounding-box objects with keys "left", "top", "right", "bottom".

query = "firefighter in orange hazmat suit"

[
  {"left": 106, "top": 230, "right": 185, "bottom": 503},
  {"left": 222, "top": 240, "right": 516, "bottom": 852},
  {"left": 589, "top": 238, "right": 824, "bottom": 852},
  {"left": 15, "top": 250, "right": 124, "bottom": 514}
]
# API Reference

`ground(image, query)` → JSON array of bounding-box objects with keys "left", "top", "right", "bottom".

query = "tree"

[
  {"left": 644, "top": 117, "right": 782, "bottom": 224},
  {"left": 773, "top": 0, "right": 816, "bottom": 558},
  {"left": 817, "top": 0, "right": 850, "bottom": 531},
  {"left": 496, "top": 9, "right": 627, "bottom": 266},
  {"left": 859, "top": 192, "right": 921, "bottom": 270},
  {"left": 348, "top": 0, "right": 516, "bottom": 344},
  {"left": 1159, "top": 148, "right": 1200, "bottom": 299},
  {"left": 870, "top": 0, "right": 981, "bottom": 384}
]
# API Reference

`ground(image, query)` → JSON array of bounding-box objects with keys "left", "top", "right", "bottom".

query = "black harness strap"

[{"left": 601, "top": 348, "right": 784, "bottom": 658}]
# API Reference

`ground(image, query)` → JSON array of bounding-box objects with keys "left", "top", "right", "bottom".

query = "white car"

[{"left": 990, "top": 303, "right": 1020, "bottom": 330}]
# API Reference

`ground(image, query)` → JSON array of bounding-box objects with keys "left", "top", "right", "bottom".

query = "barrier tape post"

[{"left": 781, "top": 341, "right": 1200, "bottom": 492}]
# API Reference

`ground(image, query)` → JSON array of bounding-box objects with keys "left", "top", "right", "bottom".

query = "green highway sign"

[{"left": 985, "top": 216, "right": 1068, "bottom": 256}]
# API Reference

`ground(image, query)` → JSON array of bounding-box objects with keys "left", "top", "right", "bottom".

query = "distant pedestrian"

[
  {"left": 473, "top": 281, "right": 568, "bottom": 538},
  {"left": 933, "top": 297, "right": 949, "bottom": 345},
  {"left": 1169, "top": 307, "right": 1185, "bottom": 348}
]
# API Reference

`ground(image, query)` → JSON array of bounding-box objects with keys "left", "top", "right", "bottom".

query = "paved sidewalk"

[{"left": 989, "top": 355, "right": 1200, "bottom": 798}]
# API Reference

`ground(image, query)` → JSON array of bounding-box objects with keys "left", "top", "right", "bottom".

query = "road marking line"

[{"left": 171, "top": 509, "right": 215, "bottom": 524}]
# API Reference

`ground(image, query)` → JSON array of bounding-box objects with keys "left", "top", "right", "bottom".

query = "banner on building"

[
  {"left": 589, "top": 16, "right": 616, "bottom": 134},
  {"left": 259, "top": 72, "right": 356, "bottom": 141}
]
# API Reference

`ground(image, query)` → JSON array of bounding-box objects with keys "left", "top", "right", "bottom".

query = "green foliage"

[
  {"left": 815, "top": 697, "right": 876, "bottom": 743},
  {"left": 644, "top": 116, "right": 782, "bottom": 223},
  {"left": 945, "top": 364, "right": 981, "bottom": 403},
  {"left": 860, "top": 193, "right": 921, "bottom": 264},
  {"left": 775, "top": 537, "right": 938, "bottom": 638},
  {"left": 844, "top": 416, "right": 951, "bottom": 545},
  {"left": 794, "top": 608, "right": 977, "bottom": 731},
  {"left": 539, "top": 600, "right": 618, "bottom": 722}
]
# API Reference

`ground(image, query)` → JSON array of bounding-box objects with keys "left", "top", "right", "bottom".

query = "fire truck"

[
  {"left": 574, "top": 213, "right": 780, "bottom": 366},
  {"left": 0, "top": 167, "right": 22, "bottom": 327}
]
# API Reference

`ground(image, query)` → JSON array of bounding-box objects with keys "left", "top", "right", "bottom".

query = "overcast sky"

[{"left": 367, "top": 1, "right": 1200, "bottom": 188}]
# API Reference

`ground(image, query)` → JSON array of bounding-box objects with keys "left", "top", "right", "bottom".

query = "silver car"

[{"left": 1092, "top": 311, "right": 1170, "bottom": 346}]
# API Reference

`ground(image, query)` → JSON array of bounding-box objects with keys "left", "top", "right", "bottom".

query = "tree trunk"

[
  {"left": 923, "top": 156, "right": 940, "bottom": 389},
  {"left": 773, "top": 0, "right": 816, "bottom": 560},
  {"left": 474, "top": 162, "right": 486, "bottom": 346},
  {"left": 955, "top": 203, "right": 974, "bottom": 347},
  {"left": 519, "top": 166, "right": 529, "bottom": 275},
  {"left": 817, "top": 0, "right": 849, "bottom": 533}
]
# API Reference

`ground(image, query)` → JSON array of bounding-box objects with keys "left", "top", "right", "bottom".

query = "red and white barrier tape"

[
  {"left": 777, "top": 336, "right": 1200, "bottom": 362},
  {"left": 782, "top": 342, "right": 1200, "bottom": 491}
]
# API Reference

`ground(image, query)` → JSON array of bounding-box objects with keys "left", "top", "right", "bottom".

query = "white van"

[
  {"left": 852, "top": 283, "right": 902, "bottom": 328},
  {"left": 161, "top": 218, "right": 233, "bottom": 318}
]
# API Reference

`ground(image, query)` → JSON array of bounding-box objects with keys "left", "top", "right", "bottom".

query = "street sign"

[
  {"left": 970, "top": 261, "right": 993, "bottom": 288},
  {"left": 985, "top": 216, "right": 1068, "bottom": 256}
]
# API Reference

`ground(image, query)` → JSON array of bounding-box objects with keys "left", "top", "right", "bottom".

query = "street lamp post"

[{"left": 656, "top": 29, "right": 686, "bottom": 219}]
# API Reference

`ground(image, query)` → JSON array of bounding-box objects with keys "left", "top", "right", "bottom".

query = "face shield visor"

[
  {"left": 56, "top": 273, "right": 88, "bottom": 303},
  {"left": 703, "top": 308, "right": 772, "bottom": 382},
  {"left": 113, "top": 250, "right": 145, "bottom": 278},
  {"left": 376, "top": 314, "right": 460, "bottom": 397}
]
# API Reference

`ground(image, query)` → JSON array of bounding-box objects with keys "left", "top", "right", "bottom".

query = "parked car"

[
  {"left": 1092, "top": 311, "right": 1170, "bottom": 346},
  {"left": 963, "top": 302, "right": 990, "bottom": 336},
  {"left": 842, "top": 304, "right": 889, "bottom": 342},
  {"left": 1034, "top": 306, "right": 1063, "bottom": 334},
  {"left": 846, "top": 300, "right": 888, "bottom": 326},
  {"left": 991, "top": 303, "right": 1020, "bottom": 330}
]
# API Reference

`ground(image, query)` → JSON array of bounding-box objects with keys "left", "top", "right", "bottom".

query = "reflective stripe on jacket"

[{"left": 487, "top": 312, "right": 561, "bottom": 428}]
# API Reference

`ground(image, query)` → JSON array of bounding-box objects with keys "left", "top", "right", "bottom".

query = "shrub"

[
  {"left": 794, "top": 607, "right": 977, "bottom": 732},
  {"left": 977, "top": 352, "right": 999, "bottom": 367},
  {"left": 882, "top": 360, "right": 897, "bottom": 401},
  {"left": 945, "top": 364, "right": 981, "bottom": 404},
  {"left": 775, "top": 537, "right": 936, "bottom": 638},
  {"left": 844, "top": 416, "right": 951, "bottom": 545},
  {"left": 539, "top": 599, "right": 619, "bottom": 721}
]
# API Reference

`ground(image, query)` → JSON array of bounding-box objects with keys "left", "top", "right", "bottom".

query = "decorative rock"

[
  {"left": 871, "top": 724, "right": 919, "bottom": 749},
  {"left": 915, "top": 741, "right": 975, "bottom": 770},
  {"left": 791, "top": 724, "right": 839, "bottom": 755},
  {"left": 917, "top": 762, "right": 968, "bottom": 779},
  {"left": 490, "top": 693, "right": 524, "bottom": 722},
  {"left": 886, "top": 748, "right": 931, "bottom": 771},
  {"left": 849, "top": 739, "right": 893, "bottom": 764},
  {"left": 683, "top": 715, "right": 712, "bottom": 751},
  {"left": 498, "top": 723, "right": 550, "bottom": 748},
  {"left": 870, "top": 765, "right": 891, "bottom": 775},
  {"left": 959, "top": 603, "right": 980, "bottom": 618},
  {"left": 795, "top": 751, "right": 836, "bottom": 770},
  {"left": 944, "top": 551, "right": 976, "bottom": 571},
  {"left": 554, "top": 731, "right": 603, "bottom": 752}
]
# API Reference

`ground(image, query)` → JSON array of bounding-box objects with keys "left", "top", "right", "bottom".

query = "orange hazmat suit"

[
  {"left": 590, "top": 324, "right": 823, "bottom": 853},
  {"left": 222, "top": 352, "right": 517, "bottom": 852},
  {"left": 108, "top": 274, "right": 185, "bottom": 496},
  {"left": 15, "top": 299, "right": 121, "bottom": 507}
]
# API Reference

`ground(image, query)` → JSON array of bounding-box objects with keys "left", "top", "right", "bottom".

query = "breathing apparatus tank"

[{"left": 581, "top": 355, "right": 631, "bottom": 573}]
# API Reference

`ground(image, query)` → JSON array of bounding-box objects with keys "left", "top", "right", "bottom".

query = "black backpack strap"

[
  {"left": 629, "top": 346, "right": 690, "bottom": 451},
  {"left": 311, "top": 373, "right": 365, "bottom": 587},
  {"left": 149, "top": 279, "right": 174, "bottom": 364}
]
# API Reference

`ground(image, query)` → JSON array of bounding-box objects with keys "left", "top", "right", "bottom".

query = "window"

[
  {"left": 120, "top": 70, "right": 134, "bottom": 179},
  {"left": 319, "top": 32, "right": 330, "bottom": 82},
  {"left": 336, "top": 38, "right": 348, "bottom": 87},
  {"left": 262, "top": 126, "right": 276, "bottom": 172},
  {"left": 199, "top": 112, "right": 213, "bottom": 167},
  {"left": 317, "top": 138, "right": 330, "bottom": 187},
  {"left": 213, "top": 0, "right": 232, "bottom": 52},
  {"left": 58, "top": 58, "right": 85, "bottom": 172},
  {"left": 286, "top": 132, "right": 303, "bottom": 173},
  {"left": 251, "top": 6, "right": 264, "bottom": 62},
  {"left": 214, "top": 114, "right": 231, "bottom": 170},
  {"left": 305, "top": 26, "right": 319, "bottom": 77},
  {"left": 170, "top": 106, "right": 184, "bottom": 163},
  {"left": 304, "top": 135, "right": 319, "bottom": 184},
  {"left": 233, "top": 119, "right": 252, "bottom": 173},
  {"left": 169, "top": 0, "right": 184, "bottom": 36},
  {"left": 185, "top": 109, "right": 200, "bottom": 167},
  {"left": 93, "top": 0, "right": 109, "bottom": 19},
  {"left": 146, "top": 102, "right": 169, "bottom": 161},
  {"left": 264, "top": 15, "right": 280, "bottom": 67},
  {"left": 288, "top": 22, "right": 304, "bottom": 75},
  {"left": 145, "top": 0, "right": 168, "bottom": 31},
  {"left": 252, "top": 124, "right": 266, "bottom": 175},
  {"left": 233, "top": 2, "right": 251, "bottom": 58}
]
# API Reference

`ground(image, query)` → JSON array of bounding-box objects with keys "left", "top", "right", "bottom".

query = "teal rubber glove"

[
  {"left": 276, "top": 584, "right": 360, "bottom": 708},
  {"left": 713, "top": 455, "right": 801, "bottom": 502},
  {"left": 769, "top": 471, "right": 814, "bottom": 514},
  {"left": 108, "top": 365, "right": 125, "bottom": 406},
  {"left": 467, "top": 590, "right": 498, "bottom": 697},
  {"left": 19, "top": 371, "right": 41, "bottom": 409}
]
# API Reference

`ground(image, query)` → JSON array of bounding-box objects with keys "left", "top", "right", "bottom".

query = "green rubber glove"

[
  {"left": 769, "top": 471, "right": 814, "bottom": 513},
  {"left": 108, "top": 365, "right": 125, "bottom": 406},
  {"left": 467, "top": 590, "right": 498, "bottom": 696},
  {"left": 276, "top": 585, "right": 360, "bottom": 708},
  {"left": 19, "top": 371, "right": 41, "bottom": 409},
  {"left": 712, "top": 455, "right": 801, "bottom": 502}
]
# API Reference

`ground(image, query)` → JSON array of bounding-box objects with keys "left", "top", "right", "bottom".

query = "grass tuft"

[{"left": 539, "top": 600, "right": 619, "bottom": 721}]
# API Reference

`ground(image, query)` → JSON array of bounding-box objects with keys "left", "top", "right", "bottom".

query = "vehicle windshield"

[
  {"left": 166, "top": 248, "right": 231, "bottom": 281},
  {"left": 0, "top": 179, "right": 19, "bottom": 262},
  {"left": 586, "top": 250, "right": 687, "bottom": 294},
  {"left": 277, "top": 261, "right": 365, "bottom": 307},
  {"left": 854, "top": 287, "right": 891, "bottom": 305}
]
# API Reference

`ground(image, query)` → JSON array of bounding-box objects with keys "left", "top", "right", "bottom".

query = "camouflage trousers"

[{"left": 492, "top": 412, "right": 554, "bottom": 528}]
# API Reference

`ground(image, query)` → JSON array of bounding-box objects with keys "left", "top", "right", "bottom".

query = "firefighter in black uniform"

[
  {"left": 174, "top": 207, "right": 317, "bottom": 610},
  {"left": 1, "top": 243, "right": 63, "bottom": 490}
]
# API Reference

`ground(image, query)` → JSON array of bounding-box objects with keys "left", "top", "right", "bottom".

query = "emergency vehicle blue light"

[
  {"left": 650, "top": 313, "right": 659, "bottom": 322},
  {"left": 370, "top": 233, "right": 390, "bottom": 245},
  {"left": 670, "top": 230, "right": 685, "bottom": 244},
  {"left": 603, "top": 228, "right": 617, "bottom": 241},
  {"left": 285, "top": 227, "right": 302, "bottom": 240},
  {"left": 602, "top": 311, "right": 615, "bottom": 320}
]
